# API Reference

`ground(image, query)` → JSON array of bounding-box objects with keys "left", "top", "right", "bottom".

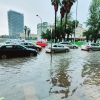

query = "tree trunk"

[
  {"left": 25, "top": 32, "right": 26, "bottom": 40},
  {"left": 71, "top": 34, "right": 72, "bottom": 42},
  {"left": 94, "top": 34, "right": 98, "bottom": 43},
  {"left": 60, "top": 16, "right": 62, "bottom": 42},
  {"left": 55, "top": 10, "right": 57, "bottom": 43},
  {"left": 67, "top": 34, "right": 70, "bottom": 41},
  {"left": 64, "top": 12, "right": 68, "bottom": 41}
]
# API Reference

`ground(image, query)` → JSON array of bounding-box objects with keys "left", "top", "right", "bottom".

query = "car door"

[
  {"left": 13, "top": 45, "right": 28, "bottom": 57},
  {"left": 28, "top": 43, "right": 35, "bottom": 49},
  {"left": 24, "top": 43, "right": 29, "bottom": 48},
  {"left": 52, "top": 44, "right": 58, "bottom": 52},
  {"left": 58, "top": 44, "right": 65, "bottom": 52},
  {"left": 93, "top": 44, "right": 100, "bottom": 50},
  {"left": 68, "top": 43, "right": 73, "bottom": 48},
  {"left": 90, "top": 44, "right": 98, "bottom": 50},
  {"left": 1, "top": 45, "right": 15, "bottom": 58}
]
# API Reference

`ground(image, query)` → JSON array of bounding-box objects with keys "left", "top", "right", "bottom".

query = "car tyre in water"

[
  {"left": 73, "top": 46, "right": 76, "bottom": 49},
  {"left": 88, "top": 48, "right": 92, "bottom": 51},
  {"left": 52, "top": 50, "right": 55, "bottom": 53},
  {"left": 66, "top": 49, "right": 69, "bottom": 52},
  {"left": 37, "top": 48, "right": 39, "bottom": 52},
  {"left": 1, "top": 55, "right": 7, "bottom": 59},
  {"left": 30, "top": 53, "right": 34, "bottom": 57}
]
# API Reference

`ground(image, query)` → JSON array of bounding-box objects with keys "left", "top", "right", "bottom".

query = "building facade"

[
  {"left": 8, "top": 10, "right": 24, "bottom": 38},
  {"left": 37, "top": 22, "right": 51, "bottom": 40},
  {"left": 71, "top": 23, "right": 86, "bottom": 41},
  {"left": 20, "top": 33, "right": 37, "bottom": 40}
]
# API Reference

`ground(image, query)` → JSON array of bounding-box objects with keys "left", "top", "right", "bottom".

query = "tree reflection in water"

[{"left": 49, "top": 58, "right": 78, "bottom": 99}]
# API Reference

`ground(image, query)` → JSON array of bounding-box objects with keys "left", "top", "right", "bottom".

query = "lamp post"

[
  {"left": 74, "top": 0, "right": 78, "bottom": 44},
  {"left": 36, "top": 15, "right": 42, "bottom": 40}
]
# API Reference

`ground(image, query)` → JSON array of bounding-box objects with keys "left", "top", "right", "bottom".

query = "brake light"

[
  {"left": 48, "top": 47, "right": 51, "bottom": 49},
  {"left": 86, "top": 46, "right": 90, "bottom": 48}
]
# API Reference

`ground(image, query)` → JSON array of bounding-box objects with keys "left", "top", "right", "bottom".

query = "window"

[
  {"left": 24, "top": 43, "right": 28, "bottom": 45},
  {"left": 1, "top": 45, "right": 13, "bottom": 50},
  {"left": 58, "top": 45, "right": 64, "bottom": 47},
  {"left": 28, "top": 43, "right": 33, "bottom": 46},
  {"left": 14, "top": 45, "right": 24, "bottom": 49},
  {"left": 53, "top": 45, "right": 57, "bottom": 47}
]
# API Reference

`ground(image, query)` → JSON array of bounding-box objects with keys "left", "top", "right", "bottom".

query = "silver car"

[
  {"left": 45, "top": 44, "right": 70, "bottom": 53},
  {"left": 59, "top": 42, "right": 78, "bottom": 49}
]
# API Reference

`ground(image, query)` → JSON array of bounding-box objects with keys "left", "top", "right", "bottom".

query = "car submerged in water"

[
  {"left": 59, "top": 41, "right": 78, "bottom": 49},
  {"left": 36, "top": 40, "right": 48, "bottom": 47},
  {"left": 20, "top": 42, "right": 42, "bottom": 51},
  {"left": 45, "top": 44, "right": 70, "bottom": 53},
  {"left": 0, "top": 44, "right": 37, "bottom": 59},
  {"left": 81, "top": 42, "right": 100, "bottom": 51}
]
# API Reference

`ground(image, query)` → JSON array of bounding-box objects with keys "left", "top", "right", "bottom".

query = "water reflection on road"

[{"left": 0, "top": 48, "right": 100, "bottom": 100}]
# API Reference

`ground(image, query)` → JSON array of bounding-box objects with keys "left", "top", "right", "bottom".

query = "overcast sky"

[{"left": 0, "top": 0, "right": 92, "bottom": 35}]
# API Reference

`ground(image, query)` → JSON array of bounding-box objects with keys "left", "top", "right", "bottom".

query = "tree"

[
  {"left": 27, "top": 28, "right": 31, "bottom": 40},
  {"left": 85, "top": 0, "right": 100, "bottom": 43},
  {"left": 83, "top": 28, "right": 93, "bottom": 42},
  {"left": 60, "top": 5, "right": 65, "bottom": 41},
  {"left": 24, "top": 26, "right": 27, "bottom": 39},
  {"left": 62, "top": 0, "right": 76, "bottom": 41},
  {"left": 41, "top": 29, "right": 55, "bottom": 41},
  {"left": 51, "top": 0, "right": 61, "bottom": 42}
]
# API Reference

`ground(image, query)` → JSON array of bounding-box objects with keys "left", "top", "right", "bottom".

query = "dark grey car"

[{"left": 20, "top": 42, "right": 42, "bottom": 51}]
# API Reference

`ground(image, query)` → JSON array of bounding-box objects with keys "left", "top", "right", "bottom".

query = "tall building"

[
  {"left": 37, "top": 22, "right": 51, "bottom": 39},
  {"left": 8, "top": 10, "right": 24, "bottom": 38}
]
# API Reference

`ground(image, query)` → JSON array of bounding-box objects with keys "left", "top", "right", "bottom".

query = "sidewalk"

[{"left": 0, "top": 82, "right": 100, "bottom": 100}]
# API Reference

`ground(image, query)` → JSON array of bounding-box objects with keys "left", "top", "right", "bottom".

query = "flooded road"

[{"left": 0, "top": 48, "right": 100, "bottom": 100}]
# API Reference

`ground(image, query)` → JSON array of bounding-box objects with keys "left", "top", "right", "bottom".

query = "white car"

[{"left": 45, "top": 44, "right": 70, "bottom": 53}]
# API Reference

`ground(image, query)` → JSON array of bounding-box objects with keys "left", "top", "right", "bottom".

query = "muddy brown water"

[{"left": 0, "top": 48, "right": 100, "bottom": 100}]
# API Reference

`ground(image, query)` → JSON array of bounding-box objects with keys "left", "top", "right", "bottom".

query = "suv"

[{"left": 59, "top": 42, "right": 78, "bottom": 49}]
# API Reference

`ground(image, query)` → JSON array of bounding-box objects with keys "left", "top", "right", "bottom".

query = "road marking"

[{"left": 23, "top": 82, "right": 38, "bottom": 100}]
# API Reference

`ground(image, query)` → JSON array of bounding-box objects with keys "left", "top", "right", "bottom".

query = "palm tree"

[
  {"left": 51, "top": 0, "right": 61, "bottom": 42},
  {"left": 62, "top": 0, "right": 76, "bottom": 41},
  {"left": 60, "top": 5, "right": 65, "bottom": 41},
  {"left": 27, "top": 28, "right": 31, "bottom": 40},
  {"left": 24, "top": 26, "right": 27, "bottom": 40}
]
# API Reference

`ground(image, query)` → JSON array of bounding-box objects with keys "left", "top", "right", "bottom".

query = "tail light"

[
  {"left": 48, "top": 47, "right": 51, "bottom": 49},
  {"left": 86, "top": 46, "right": 90, "bottom": 48}
]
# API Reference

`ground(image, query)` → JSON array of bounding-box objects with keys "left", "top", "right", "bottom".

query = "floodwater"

[{"left": 0, "top": 48, "right": 100, "bottom": 100}]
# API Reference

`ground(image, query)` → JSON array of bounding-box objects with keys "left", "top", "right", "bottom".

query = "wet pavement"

[{"left": 0, "top": 47, "right": 100, "bottom": 100}]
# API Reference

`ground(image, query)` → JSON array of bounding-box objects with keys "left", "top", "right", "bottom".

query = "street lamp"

[
  {"left": 74, "top": 0, "right": 78, "bottom": 44},
  {"left": 36, "top": 15, "right": 42, "bottom": 40}
]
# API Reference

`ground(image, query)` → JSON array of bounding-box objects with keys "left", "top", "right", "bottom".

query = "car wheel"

[
  {"left": 66, "top": 49, "right": 69, "bottom": 52},
  {"left": 73, "top": 46, "right": 76, "bottom": 49},
  {"left": 88, "top": 48, "right": 92, "bottom": 51},
  {"left": 37, "top": 48, "right": 39, "bottom": 52},
  {"left": 1, "top": 55, "right": 7, "bottom": 59},
  {"left": 30, "top": 53, "right": 34, "bottom": 56},
  {"left": 52, "top": 50, "right": 55, "bottom": 53}
]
